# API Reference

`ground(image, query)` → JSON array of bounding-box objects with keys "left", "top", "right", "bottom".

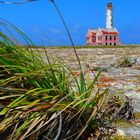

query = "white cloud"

[
  {"left": 72, "top": 23, "right": 81, "bottom": 33},
  {"left": 31, "top": 28, "right": 44, "bottom": 35},
  {"left": 74, "top": 24, "right": 81, "bottom": 29},
  {"left": 49, "top": 27, "right": 62, "bottom": 33}
]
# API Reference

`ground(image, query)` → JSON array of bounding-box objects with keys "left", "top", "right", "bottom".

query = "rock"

[
  {"left": 99, "top": 76, "right": 116, "bottom": 83},
  {"left": 116, "top": 128, "right": 126, "bottom": 137}
]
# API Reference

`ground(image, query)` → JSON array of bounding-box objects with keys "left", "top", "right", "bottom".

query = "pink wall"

[{"left": 87, "top": 35, "right": 119, "bottom": 45}]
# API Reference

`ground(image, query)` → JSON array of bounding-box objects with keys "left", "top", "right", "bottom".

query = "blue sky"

[{"left": 0, "top": 0, "right": 140, "bottom": 46}]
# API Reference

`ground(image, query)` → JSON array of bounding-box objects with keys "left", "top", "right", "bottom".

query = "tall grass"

[
  {"left": 0, "top": 19, "right": 132, "bottom": 140},
  {"left": 0, "top": 1, "right": 133, "bottom": 138}
]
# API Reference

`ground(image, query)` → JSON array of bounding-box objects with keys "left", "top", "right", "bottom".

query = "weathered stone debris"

[{"left": 41, "top": 47, "right": 140, "bottom": 139}]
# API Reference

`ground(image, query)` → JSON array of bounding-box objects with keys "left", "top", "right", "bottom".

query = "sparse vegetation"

[
  {"left": 31, "top": 45, "right": 140, "bottom": 49},
  {"left": 118, "top": 57, "right": 137, "bottom": 67}
]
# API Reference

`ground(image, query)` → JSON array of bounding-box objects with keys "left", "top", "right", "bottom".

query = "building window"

[
  {"left": 114, "top": 43, "right": 116, "bottom": 46},
  {"left": 110, "top": 43, "right": 112, "bottom": 46},
  {"left": 98, "top": 36, "right": 102, "bottom": 41},
  {"left": 106, "top": 36, "right": 107, "bottom": 41},
  {"left": 106, "top": 43, "right": 108, "bottom": 46},
  {"left": 110, "top": 36, "right": 112, "bottom": 40},
  {"left": 114, "top": 36, "right": 116, "bottom": 40}
]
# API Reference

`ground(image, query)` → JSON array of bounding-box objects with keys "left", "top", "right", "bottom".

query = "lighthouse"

[
  {"left": 106, "top": 2, "right": 113, "bottom": 30},
  {"left": 86, "top": 2, "right": 121, "bottom": 46}
]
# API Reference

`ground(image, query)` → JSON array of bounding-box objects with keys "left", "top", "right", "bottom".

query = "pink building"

[{"left": 86, "top": 2, "right": 121, "bottom": 46}]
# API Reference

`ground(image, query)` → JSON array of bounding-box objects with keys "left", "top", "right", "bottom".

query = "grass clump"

[
  {"left": 0, "top": 20, "right": 133, "bottom": 140},
  {"left": 118, "top": 57, "right": 137, "bottom": 67}
]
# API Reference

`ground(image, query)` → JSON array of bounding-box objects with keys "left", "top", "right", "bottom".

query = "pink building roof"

[
  {"left": 86, "top": 28, "right": 119, "bottom": 36},
  {"left": 101, "top": 29, "right": 118, "bottom": 35}
]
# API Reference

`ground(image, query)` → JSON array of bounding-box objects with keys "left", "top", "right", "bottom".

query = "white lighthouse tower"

[{"left": 106, "top": 2, "right": 113, "bottom": 30}]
